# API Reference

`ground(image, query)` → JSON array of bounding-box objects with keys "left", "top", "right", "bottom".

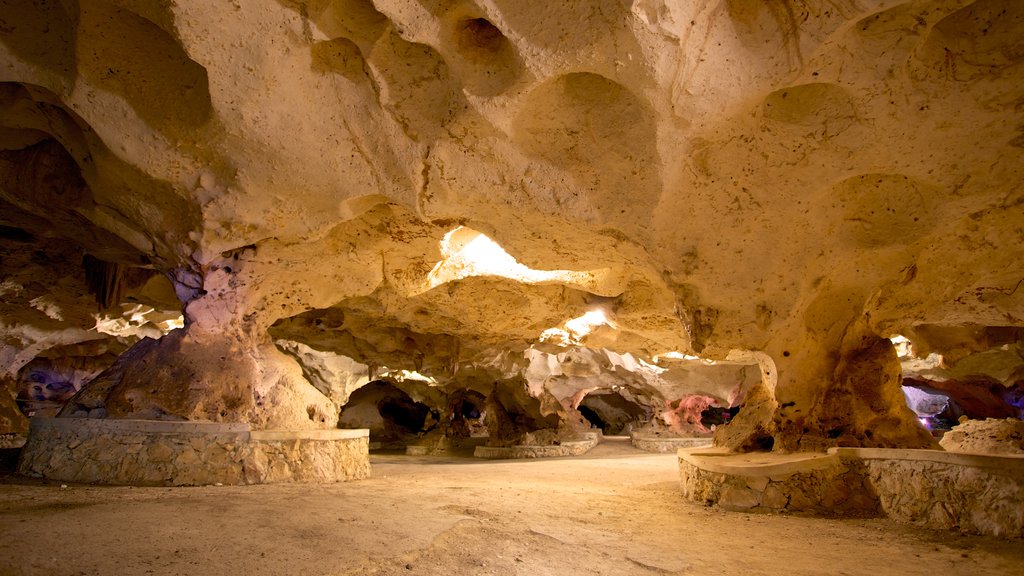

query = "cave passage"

[
  {"left": 338, "top": 380, "right": 434, "bottom": 448},
  {"left": 445, "top": 389, "right": 487, "bottom": 439},
  {"left": 578, "top": 391, "right": 648, "bottom": 435},
  {"left": 700, "top": 405, "right": 740, "bottom": 429}
]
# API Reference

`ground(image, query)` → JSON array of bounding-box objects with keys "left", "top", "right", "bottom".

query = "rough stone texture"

[
  {"left": 680, "top": 447, "right": 1024, "bottom": 538},
  {"left": 274, "top": 338, "right": 371, "bottom": 404},
  {"left": 858, "top": 452, "right": 1024, "bottom": 538},
  {"left": 17, "top": 418, "right": 369, "bottom": 485},
  {"left": 60, "top": 329, "right": 339, "bottom": 431},
  {"left": 0, "top": 0, "right": 1022, "bottom": 457},
  {"left": 897, "top": 327, "right": 1024, "bottom": 421},
  {"left": 940, "top": 418, "right": 1024, "bottom": 455},
  {"left": 774, "top": 334, "right": 936, "bottom": 452},
  {"left": 678, "top": 448, "right": 880, "bottom": 516},
  {"left": 0, "top": 375, "right": 26, "bottom": 440},
  {"left": 631, "top": 431, "right": 712, "bottom": 454},
  {"left": 0, "top": 232, "right": 183, "bottom": 434},
  {"left": 473, "top": 434, "right": 599, "bottom": 459},
  {"left": 0, "top": 432, "right": 25, "bottom": 449}
]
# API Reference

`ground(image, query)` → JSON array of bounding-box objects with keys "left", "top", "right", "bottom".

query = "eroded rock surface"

[
  {"left": 940, "top": 418, "right": 1024, "bottom": 455},
  {"left": 0, "top": 0, "right": 1022, "bottom": 452}
]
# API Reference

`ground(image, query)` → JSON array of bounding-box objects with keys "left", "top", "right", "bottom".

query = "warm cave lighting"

[
  {"left": 427, "top": 226, "right": 603, "bottom": 289},
  {"left": 565, "top": 309, "right": 610, "bottom": 337},
  {"left": 653, "top": 351, "right": 700, "bottom": 362},
  {"left": 652, "top": 351, "right": 715, "bottom": 365},
  {"left": 93, "top": 304, "right": 184, "bottom": 338},
  {"left": 539, "top": 309, "right": 615, "bottom": 346},
  {"left": 890, "top": 334, "right": 944, "bottom": 370},
  {"left": 385, "top": 369, "right": 437, "bottom": 384},
  {"left": 889, "top": 334, "right": 912, "bottom": 356}
]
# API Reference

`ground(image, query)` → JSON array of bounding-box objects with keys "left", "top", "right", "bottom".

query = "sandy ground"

[{"left": 0, "top": 438, "right": 1021, "bottom": 576}]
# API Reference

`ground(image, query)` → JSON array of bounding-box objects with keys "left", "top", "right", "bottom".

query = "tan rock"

[
  {"left": 940, "top": 419, "right": 1024, "bottom": 455},
  {"left": 0, "top": 0, "right": 1020, "bottom": 461}
]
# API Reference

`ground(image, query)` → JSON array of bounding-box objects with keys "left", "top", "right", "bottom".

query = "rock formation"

[
  {"left": 1, "top": 0, "right": 1022, "bottom": 453},
  {"left": 940, "top": 418, "right": 1024, "bottom": 455}
]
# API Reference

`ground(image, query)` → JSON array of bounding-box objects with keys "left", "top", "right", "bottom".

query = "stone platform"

[
  {"left": 678, "top": 446, "right": 1024, "bottom": 538},
  {"left": 473, "top": 433, "right": 600, "bottom": 459},
  {"left": 405, "top": 436, "right": 488, "bottom": 456},
  {"left": 630, "top": 431, "right": 712, "bottom": 453},
  {"left": 17, "top": 417, "right": 370, "bottom": 486}
]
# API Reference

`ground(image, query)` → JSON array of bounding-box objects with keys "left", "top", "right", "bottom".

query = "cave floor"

[{"left": 0, "top": 438, "right": 1021, "bottom": 576}]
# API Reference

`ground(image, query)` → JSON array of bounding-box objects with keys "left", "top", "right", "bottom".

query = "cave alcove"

[
  {"left": 577, "top": 390, "right": 649, "bottom": 436},
  {"left": 338, "top": 380, "right": 436, "bottom": 450}
]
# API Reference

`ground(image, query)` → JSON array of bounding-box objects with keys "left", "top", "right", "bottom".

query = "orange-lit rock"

[{"left": 0, "top": 0, "right": 1021, "bottom": 455}]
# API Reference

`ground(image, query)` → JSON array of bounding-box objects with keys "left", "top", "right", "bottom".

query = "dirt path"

[{"left": 1, "top": 438, "right": 1021, "bottom": 576}]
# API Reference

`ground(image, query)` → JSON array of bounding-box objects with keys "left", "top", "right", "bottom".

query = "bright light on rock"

[
  {"left": 653, "top": 351, "right": 716, "bottom": 365},
  {"left": 383, "top": 369, "right": 437, "bottom": 384},
  {"left": 565, "top": 310, "right": 610, "bottom": 337},
  {"left": 29, "top": 296, "right": 64, "bottom": 321},
  {"left": 889, "top": 335, "right": 913, "bottom": 358},
  {"left": 539, "top": 309, "right": 615, "bottom": 347},
  {"left": 93, "top": 303, "right": 184, "bottom": 339},
  {"left": 890, "top": 334, "right": 945, "bottom": 379},
  {"left": 902, "top": 385, "right": 949, "bottom": 418},
  {"left": 654, "top": 351, "right": 701, "bottom": 363},
  {"left": 427, "top": 226, "right": 606, "bottom": 290},
  {"left": 538, "top": 328, "right": 573, "bottom": 347}
]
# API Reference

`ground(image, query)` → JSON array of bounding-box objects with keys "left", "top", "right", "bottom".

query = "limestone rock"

[
  {"left": 940, "top": 418, "right": 1024, "bottom": 455},
  {"left": 0, "top": 0, "right": 1020, "bottom": 452}
]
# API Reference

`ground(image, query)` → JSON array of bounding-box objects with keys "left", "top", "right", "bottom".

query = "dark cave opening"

[
  {"left": 578, "top": 391, "right": 648, "bottom": 435},
  {"left": 700, "top": 405, "right": 740, "bottom": 429},
  {"left": 445, "top": 389, "right": 487, "bottom": 439},
  {"left": 338, "top": 380, "right": 434, "bottom": 447},
  {"left": 579, "top": 404, "right": 606, "bottom": 430}
]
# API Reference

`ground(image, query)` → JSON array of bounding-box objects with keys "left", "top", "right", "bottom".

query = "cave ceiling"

[{"left": 0, "top": 0, "right": 1022, "bottom": 443}]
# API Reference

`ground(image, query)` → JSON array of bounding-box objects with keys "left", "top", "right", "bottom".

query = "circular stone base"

[
  {"left": 678, "top": 446, "right": 1024, "bottom": 538},
  {"left": 17, "top": 418, "right": 369, "bottom": 485},
  {"left": 473, "top": 434, "right": 599, "bottom": 459},
  {"left": 630, "top": 432, "right": 712, "bottom": 453}
]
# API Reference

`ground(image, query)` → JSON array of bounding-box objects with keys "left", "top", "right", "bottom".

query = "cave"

[
  {"left": 1, "top": 0, "right": 1023, "bottom": 572},
  {"left": 443, "top": 389, "right": 487, "bottom": 440},
  {"left": 700, "top": 404, "right": 740, "bottom": 430},
  {"left": 338, "top": 380, "right": 433, "bottom": 449},
  {"left": 578, "top": 390, "right": 648, "bottom": 435}
]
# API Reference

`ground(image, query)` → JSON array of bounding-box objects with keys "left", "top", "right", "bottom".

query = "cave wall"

[{"left": 0, "top": 0, "right": 1021, "bottom": 450}]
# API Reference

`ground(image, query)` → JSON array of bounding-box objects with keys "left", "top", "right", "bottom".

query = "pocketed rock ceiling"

[{"left": 0, "top": 0, "right": 1022, "bottom": 450}]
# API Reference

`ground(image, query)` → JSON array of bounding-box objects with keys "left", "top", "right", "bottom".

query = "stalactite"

[
  {"left": 82, "top": 255, "right": 159, "bottom": 311},
  {"left": 83, "top": 254, "right": 125, "bottom": 311}
]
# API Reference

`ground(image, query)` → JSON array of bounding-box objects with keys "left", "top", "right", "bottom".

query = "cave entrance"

[
  {"left": 700, "top": 404, "right": 740, "bottom": 430},
  {"left": 890, "top": 329, "right": 1024, "bottom": 434},
  {"left": 445, "top": 389, "right": 487, "bottom": 440},
  {"left": 338, "top": 380, "right": 434, "bottom": 449},
  {"left": 578, "top": 391, "right": 648, "bottom": 436}
]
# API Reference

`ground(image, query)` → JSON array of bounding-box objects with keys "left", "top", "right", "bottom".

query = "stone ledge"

[
  {"left": 831, "top": 447, "right": 1024, "bottom": 470},
  {"left": 31, "top": 417, "right": 251, "bottom": 435},
  {"left": 473, "top": 435, "right": 599, "bottom": 459},
  {"left": 404, "top": 437, "right": 506, "bottom": 456},
  {"left": 17, "top": 418, "right": 370, "bottom": 486},
  {"left": 833, "top": 447, "right": 1024, "bottom": 538},
  {"left": 679, "top": 446, "right": 842, "bottom": 477},
  {"left": 630, "top": 432, "right": 712, "bottom": 453},
  {"left": 250, "top": 429, "right": 368, "bottom": 441},
  {"left": 679, "top": 447, "right": 1024, "bottom": 538}
]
